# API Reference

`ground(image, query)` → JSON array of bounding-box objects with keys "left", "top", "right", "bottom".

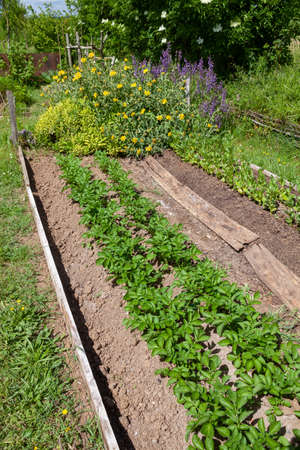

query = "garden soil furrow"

[
  {"left": 156, "top": 150, "right": 300, "bottom": 278},
  {"left": 27, "top": 152, "right": 299, "bottom": 449}
]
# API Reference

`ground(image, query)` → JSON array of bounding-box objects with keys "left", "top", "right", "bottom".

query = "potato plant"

[{"left": 57, "top": 152, "right": 300, "bottom": 449}]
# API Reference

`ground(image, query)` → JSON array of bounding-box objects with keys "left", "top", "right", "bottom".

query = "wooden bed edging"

[{"left": 18, "top": 147, "right": 119, "bottom": 450}]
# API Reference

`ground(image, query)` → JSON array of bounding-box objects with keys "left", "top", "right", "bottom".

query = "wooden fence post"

[
  {"left": 76, "top": 31, "right": 81, "bottom": 65},
  {"left": 185, "top": 76, "right": 191, "bottom": 107},
  {"left": 6, "top": 90, "right": 18, "bottom": 146},
  {"left": 65, "top": 33, "right": 72, "bottom": 67}
]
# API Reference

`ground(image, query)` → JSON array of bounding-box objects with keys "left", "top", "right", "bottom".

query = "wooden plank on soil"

[
  {"left": 145, "top": 156, "right": 258, "bottom": 251},
  {"left": 244, "top": 243, "right": 300, "bottom": 310},
  {"left": 18, "top": 147, "right": 119, "bottom": 450}
]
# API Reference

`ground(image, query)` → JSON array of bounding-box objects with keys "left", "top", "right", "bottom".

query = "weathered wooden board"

[
  {"left": 145, "top": 156, "right": 258, "bottom": 251},
  {"left": 18, "top": 147, "right": 119, "bottom": 450},
  {"left": 245, "top": 243, "right": 300, "bottom": 310}
]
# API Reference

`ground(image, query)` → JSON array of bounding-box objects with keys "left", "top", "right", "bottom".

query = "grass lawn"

[{"left": 0, "top": 96, "right": 103, "bottom": 449}]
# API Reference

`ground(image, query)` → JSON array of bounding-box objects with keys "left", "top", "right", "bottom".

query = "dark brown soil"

[
  {"left": 26, "top": 151, "right": 300, "bottom": 448},
  {"left": 156, "top": 150, "right": 300, "bottom": 278}
]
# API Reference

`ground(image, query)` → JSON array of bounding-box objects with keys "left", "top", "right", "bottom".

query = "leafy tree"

[{"left": 0, "top": 0, "right": 26, "bottom": 44}]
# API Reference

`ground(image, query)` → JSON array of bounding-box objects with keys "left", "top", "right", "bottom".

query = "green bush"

[
  {"left": 0, "top": 76, "right": 32, "bottom": 105},
  {"left": 34, "top": 98, "right": 107, "bottom": 155}
]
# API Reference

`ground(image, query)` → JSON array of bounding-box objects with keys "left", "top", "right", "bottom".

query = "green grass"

[
  {"left": 223, "top": 45, "right": 300, "bottom": 187},
  {"left": 0, "top": 102, "right": 104, "bottom": 448}
]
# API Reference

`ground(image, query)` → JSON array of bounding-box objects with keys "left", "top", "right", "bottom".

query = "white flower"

[
  {"left": 111, "top": 21, "right": 115, "bottom": 26},
  {"left": 135, "top": 16, "right": 139, "bottom": 21},
  {"left": 161, "top": 38, "right": 167, "bottom": 44},
  {"left": 158, "top": 25, "right": 166, "bottom": 32},
  {"left": 213, "top": 24, "right": 222, "bottom": 32},
  {"left": 161, "top": 11, "right": 167, "bottom": 18},
  {"left": 196, "top": 37, "right": 204, "bottom": 45},
  {"left": 230, "top": 20, "right": 241, "bottom": 27},
  {"left": 101, "top": 18, "right": 109, "bottom": 24},
  {"left": 144, "top": 10, "right": 148, "bottom": 15},
  {"left": 200, "top": 0, "right": 212, "bottom": 3}
]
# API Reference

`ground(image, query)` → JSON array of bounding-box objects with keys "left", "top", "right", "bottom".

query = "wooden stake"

[
  {"left": 6, "top": 90, "right": 17, "bottom": 146},
  {"left": 76, "top": 31, "right": 81, "bottom": 65},
  {"left": 65, "top": 33, "right": 72, "bottom": 67}
]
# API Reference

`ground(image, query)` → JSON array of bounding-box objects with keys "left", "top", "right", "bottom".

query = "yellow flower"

[
  {"left": 147, "top": 81, "right": 152, "bottom": 87},
  {"left": 165, "top": 115, "right": 171, "bottom": 120},
  {"left": 103, "top": 90, "right": 110, "bottom": 96},
  {"left": 65, "top": 90, "right": 69, "bottom": 94},
  {"left": 52, "top": 75, "right": 58, "bottom": 80},
  {"left": 81, "top": 57, "right": 87, "bottom": 63},
  {"left": 156, "top": 115, "right": 163, "bottom": 121},
  {"left": 120, "top": 135, "right": 126, "bottom": 141},
  {"left": 168, "top": 131, "right": 172, "bottom": 136},
  {"left": 131, "top": 112, "right": 136, "bottom": 116},
  {"left": 97, "top": 71, "right": 101, "bottom": 75},
  {"left": 116, "top": 112, "right": 121, "bottom": 116},
  {"left": 152, "top": 79, "right": 157, "bottom": 83},
  {"left": 207, "top": 123, "right": 212, "bottom": 128},
  {"left": 140, "top": 108, "right": 145, "bottom": 114},
  {"left": 21, "top": 306, "right": 25, "bottom": 310},
  {"left": 91, "top": 67, "right": 96, "bottom": 73},
  {"left": 94, "top": 102, "right": 99, "bottom": 107},
  {"left": 65, "top": 427, "right": 71, "bottom": 432},
  {"left": 58, "top": 69, "right": 65, "bottom": 76},
  {"left": 124, "top": 65, "right": 130, "bottom": 71},
  {"left": 113, "top": 97, "right": 118, "bottom": 102},
  {"left": 88, "top": 51, "right": 95, "bottom": 58},
  {"left": 179, "top": 113, "right": 185, "bottom": 120},
  {"left": 34, "top": 447, "right": 38, "bottom": 450},
  {"left": 110, "top": 70, "right": 117, "bottom": 76},
  {"left": 143, "top": 68, "right": 148, "bottom": 74},
  {"left": 16, "top": 299, "right": 21, "bottom": 303},
  {"left": 131, "top": 82, "right": 137, "bottom": 87},
  {"left": 40, "top": 93, "right": 44, "bottom": 97},
  {"left": 111, "top": 135, "right": 115, "bottom": 140},
  {"left": 137, "top": 149, "right": 141, "bottom": 155},
  {"left": 72, "top": 72, "right": 82, "bottom": 81},
  {"left": 62, "top": 409, "right": 68, "bottom": 415},
  {"left": 10, "top": 307, "right": 14, "bottom": 311},
  {"left": 93, "top": 92, "right": 98, "bottom": 98},
  {"left": 123, "top": 102, "right": 127, "bottom": 107},
  {"left": 124, "top": 57, "right": 128, "bottom": 62},
  {"left": 161, "top": 98, "right": 167, "bottom": 104},
  {"left": 123, "top": 114, "right": 128, "bottom": 119},
  {"left": 79, "top": 87, "right": 84, "bottom": 91},
  {"left": 132, "top": 137, "right": 138, "bottom": 143},
  {"left": 144, "top": 90, "right": 150, "bottom": 96},
  {"left": 138, "top": 86, "right": 142, "bottom": 91},
  {"left": 145, "top": 145, "right": 152, "bottom": 152},
  {"left": 117, "top": 83, "right": 123, "bottom": 89},
  {"left": 180, "top": 86, "right": 185, "bottom": 90},
  {"left": 63, "top": 75, "right": 67, "bottom": 79}
]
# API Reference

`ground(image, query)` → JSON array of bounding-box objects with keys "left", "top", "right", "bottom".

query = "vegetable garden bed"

[{"left": 26, "top": 150, "right": 300, "bottom": 449}]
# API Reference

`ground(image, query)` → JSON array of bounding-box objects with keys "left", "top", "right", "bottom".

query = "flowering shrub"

[{"left": 38, "top": 48, "right": 228, "bottom": 158}]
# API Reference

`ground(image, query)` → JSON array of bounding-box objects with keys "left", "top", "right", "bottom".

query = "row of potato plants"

[{"left": 57, "top": 151, "right": 300, "bottom": 449}]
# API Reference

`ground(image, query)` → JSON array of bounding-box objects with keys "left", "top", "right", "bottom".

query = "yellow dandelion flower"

[
  {"left": 97, "top": 71, "right": 101, "bottom": 75},
  {"left": 143, "top": 68, "right": 148, "bottom": 74},
  {"left": 63, "top": 75, "right": 67, "bottom": 79},
  {"left": 120, "top": 135, "right": 126, "bottom": 141},
  {"left": 144, "top": 90, "right": 150, "bottom": 96},
  {"left": 58, "top": 69, "right": 65, "bottom": 75},
  {"left": 111, "top": 135, "right": 115, "bottom": 140},
  {"left": 16, "top": 299, "right": 21, "bottom": 303},
  {"left": 207, "top": 123, "right": 212, "bottom": 128},
  {"left": 62, "top": 409, "right": 68, "bottom": 415},
  {"left": 124, "top": 57, "right": 128, "bottom": 62},
  {"left": 132, "top": 137, "right": 138, "bottom": 143},
  {"left": 21, "top": 306, "right": 25, "bottom": 310},
  {"left": 88, "top": 52, "right": 95, "bottom": 58},
  {"left": 79, "top": 87, "right": 84, "bottom": 91},
  {"left": 116, "top": 112, "right": 121, "bottom": 116},
  {"left": 117, "top": 83, "right": 123, "bottom": 89},
  {"left": 81, "top": 57, "right": 87, "bottom": 63},
  {"left": 110, "top": 70, "right": 117, "bottom": 76},
  {"left": 103, "top": 90, "right": 110, "bottom": 96},
  {"left": 34, "top": 447, "right": 38, "bottom": 450},
  {"left": 94, "top": 102, "right": 99, "bottom": 107},
  {"left": 145, "top": 145, "right": 152, "bottom": 152},
  {"left": 165, "top": 115, "right": 171, "bottom": 120},
  {"left": 180, "top": 86, "right": 185, "bottom": 90},
  {"left": 140, "top": 108, "right": 146, "bottom": 115},
  {"left": 10, "top": 307, "right": 14, "bottom": 311},
  {"left": 91, "top": 67, "right": 96, "bottom": 73},
  {"left": 40, "top": 93, "right": 44, "bottom": 97},
  {"left": 93, "top": 92, "right": 98, "bottom": 98},
  {"left": 138, "top": 86, "right": 142, "bottom": 91},
  {"left": 113, "top": 97, "right": 118, "bottom": 102},
  {"left": 156, "top": 115, "right": 163, "bottom": 121},
  {"left": 124, "top": 65, "right": 130, "bottom": 71},
  {"left": 152, "top": 79, "right": 157, "bottom": 83},
  {"left": 65, "top": 90, "right": 69, "bottom": 94},
  {"left": 161, "top": 98, "right": 167, "bottom": 104},
  {"left": 179, "top": 113, "right": 185, "bottom": 120},
  {"left": 131, "top": 82, "right": 137, "bottom": 87},
  {"left": 65, "top": 427, "right": 71, "bottom": 432},
  {"left": 168, "top": 131, "right": 172, "bottom": 136},
  {"left": 161, "top": 71, "right": 165, "bottom": 75},
  {"left": 123, "top": 102, "right": 127, "bottom": 107},
  {"left": 52, "top": 75, "right": 58, "bottom": 80},
  {"left": 123, "top": 114, "right": 128, "bottom": 119}
]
